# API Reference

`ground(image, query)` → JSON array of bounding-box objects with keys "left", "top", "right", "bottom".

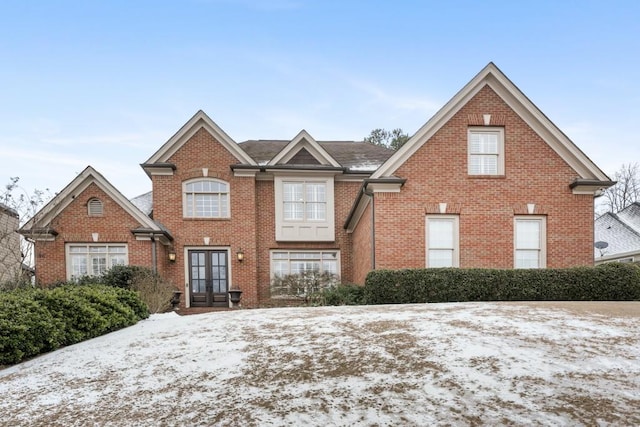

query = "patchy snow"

[{"left": 1, "top": 302, "right": 639, "bottom": 426}]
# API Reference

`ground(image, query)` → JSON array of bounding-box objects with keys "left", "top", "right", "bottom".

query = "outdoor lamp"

[{"left": 237, "top": 248, "right": 244, "bottom": 262}]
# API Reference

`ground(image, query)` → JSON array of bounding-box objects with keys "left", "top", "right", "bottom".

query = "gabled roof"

[
  {"left": 594, "top": 210, "right": 640, "bottom": 259},
  {"left": 143, "top": 110, "right": 256, "bottom": 170},
  {"left": 372, "top": 62, "right": 611, "bottom": 183},
  {"left": 239, "top": 140, "right": 393, "bottom": 172},
  {"left": 20, "top": 166, "right": 171, "bottom": 242},
  {"left": 267, "top": 130, "right": 341, "bottom": 167},
  {"left": 617, "top": 202, "right": 640, "bottom": 234}
]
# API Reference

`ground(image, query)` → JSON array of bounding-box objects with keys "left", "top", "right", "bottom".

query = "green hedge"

[
  {"left": 0, "top": 285, "right": 149, "bottom": 365},
  {"left": 363, "top": 263, "right": 640, "bottom": 305}
]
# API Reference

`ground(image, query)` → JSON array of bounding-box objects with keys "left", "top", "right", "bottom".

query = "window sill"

[
  {"left": 182, "top": 217, "right": 232, "bottom": 221},
  {"left": 467, "top": 175, "right": 506, "bottom": 179}
]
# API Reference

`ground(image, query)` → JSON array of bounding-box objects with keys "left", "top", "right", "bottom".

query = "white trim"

[
  {"left": 182, "top": 178, "right": 230, "bottom": 219},
  {"left": 372, "top": 63, "right": 610, "bottom": 182},
  {"left": 65, "top": 243, "right": 128, "bottom": 281},
  {"left": 467, "top": 127, "right": 505, "bottom": 176},
  {"left": 144, "top": 110, "right": 256, "bottom": 166},
  {"left": 425, "top": 215, "right": 460, "bottom": 268},
  {"left": 182, "top": 246, "right": 233, "bottom": 309},
  {"left": 514, "top": 216, "right": 547, "bottom": 268},
  {"left": 274, "top": 175, "right": 335, "bottom": 241},
  {"left": 268, "top": 130, "right": 341, "bottom": 167}
]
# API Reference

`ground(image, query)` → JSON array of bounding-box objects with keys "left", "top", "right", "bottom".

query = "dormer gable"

[
  {"left": 268, "top": 130, "right": 341, "bottom": 167},
  {"left": 141, "top": 110, "right": 256, "bottom": 177}
]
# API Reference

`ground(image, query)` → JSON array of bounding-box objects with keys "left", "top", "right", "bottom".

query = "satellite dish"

[{"left": 594, "top": 241, "right": 609, "bottom": 250}]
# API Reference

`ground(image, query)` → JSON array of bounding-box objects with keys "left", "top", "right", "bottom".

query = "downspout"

[
  {"left": 151, "top": 236, "right": 157, "bottom": 274},
  {"left": 364, "top": 188, "right": 375, "bottom": 270}
]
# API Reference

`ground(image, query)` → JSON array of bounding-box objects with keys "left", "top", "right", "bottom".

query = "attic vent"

[{"left": 88, "top": 198, "right": 104, "bottom": 216}]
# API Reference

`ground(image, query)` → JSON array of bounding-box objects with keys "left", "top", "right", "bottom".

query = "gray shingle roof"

[
  {"left": 239, "top": 140, "right": 394, "bottom": 171},
  {"left": 594, "top": 203, "right": 640, "bottom": 258},
  {"left": 130, "top": 191, "right": 153, "bottom": 216}
]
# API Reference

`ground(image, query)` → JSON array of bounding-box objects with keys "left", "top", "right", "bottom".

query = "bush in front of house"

[
  {"left": 310, "top": 283, "right": 366, "bottom": 306},
  {"left": 0, "top": 284, "right": 149, "bottom": 365},
  {"left": 100, "top": 265, "right": 176, "bottom": 313},
  {"left": 363, "top": 263, "right": 640, "bottom": 305}
]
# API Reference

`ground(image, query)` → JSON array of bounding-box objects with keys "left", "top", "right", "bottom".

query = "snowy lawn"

[{"left": 1, "top": 301, "right": 639, "bottom": 426}]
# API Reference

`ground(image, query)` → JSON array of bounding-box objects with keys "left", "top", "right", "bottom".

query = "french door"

[{"left": 189, "top": 250, "right": 228, "bottom": 307}]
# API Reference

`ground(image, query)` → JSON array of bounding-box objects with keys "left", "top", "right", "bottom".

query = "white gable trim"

[
  {"left": 20, "top": 166, "right": 163, "bottom": 235},
  {"left": 372, "top": 63, "right": 610, "bottom": 182},
  {"left": 144, "top": 110, "right": 256, "bottom": 166},
  {"left": 268, "top": 130, "right": 341, "bottom": 167}
]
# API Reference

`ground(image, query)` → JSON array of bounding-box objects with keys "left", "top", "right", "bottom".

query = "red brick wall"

[
  {"left": 351, "top": 201, "right": 373, "bottom": 284},
  {"left": 152, "top": 127, "right": 259, "bottom": 307},
  {"left": 255, "top": 179, "right": 360, "bottom": 304},
  {"left": 34, "top": 183, "right": 153, "bottom": 285},
  {"left": 374, "top": 85, "right": 594, "bottom": 270}
]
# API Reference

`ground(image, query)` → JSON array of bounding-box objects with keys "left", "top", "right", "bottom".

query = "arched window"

[
  {"left": 87, "top": 198, "right": 103, "bottom": 216},
  {"left": 183, "top": 179, "right": 229, "bottom": 218}
]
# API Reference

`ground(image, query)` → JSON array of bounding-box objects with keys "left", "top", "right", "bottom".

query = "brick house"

[
  {"left": 0, "top": 203, "right": 21, "bottom": 283},
  {"left": 21, "top": 63, "right": 613, "bottom": 308}
]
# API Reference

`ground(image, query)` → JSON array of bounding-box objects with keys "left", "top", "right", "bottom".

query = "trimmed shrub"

[
  {"left": 363, "top": 263, "right": 640, "bottom": 305},
  {"left": 0, "top": 290, "right": 65, "bottom": 365},
  {"left": 311, "top": 283, "right": 365, "bottom": 306},
  {"left": 0, "top": 284, "right": 149, "bottom": 365}
]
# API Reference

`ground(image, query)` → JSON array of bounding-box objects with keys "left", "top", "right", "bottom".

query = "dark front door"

[{"left": 189, "top": 250, "right": 228, "bottom": 307}]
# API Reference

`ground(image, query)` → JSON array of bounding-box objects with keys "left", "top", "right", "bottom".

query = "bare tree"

[
  {"left": 600, "top": 163, "right": 640, "bottom": 214},
  {"left": 0, "top": 177, "right": 52, "bottom": 288}
]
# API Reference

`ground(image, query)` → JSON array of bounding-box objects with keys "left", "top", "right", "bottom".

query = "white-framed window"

[
  {"left": 283, "top": 181, "right": 326, "bottom": 221},
  {"left": 87, "top": 198, "right": 103, "bottom": 216},
  {"left": 426, "top": 215, "right": 460, "bottom": 268},
  {"left": 468, "top": 128, "right": 505, "bottom": 175},
  {"left": 270, "top": 250, "right": 340, "bottom": 297},
  {"left": 66, "top": 244, "right": 128, "bottom": 280},
  {"left": 514, "top": 217, "right": 546, "bottom": 268},
  {"left": 183, "top": 179, "right": 230, "bottom": 218},
  {"left": 274, "top": 176, "right": 335, "bottom": 241}
]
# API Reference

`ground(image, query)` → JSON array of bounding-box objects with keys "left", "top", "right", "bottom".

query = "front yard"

[{"left": 1, "top": 301, "right": 639, "bottom": 426}]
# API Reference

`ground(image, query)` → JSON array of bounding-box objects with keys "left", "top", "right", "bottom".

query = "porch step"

[{"left": 175, "top": 307, "right": 232, "bottom": 316}]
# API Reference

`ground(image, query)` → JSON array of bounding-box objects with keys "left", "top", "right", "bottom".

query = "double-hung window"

[
  {"left": 426, "top": 215, "right": 459, "bottom": 267},
  {"left": 183, "top": 179, "right": 229, "bottom": 218},
  {"left": 468, "top": 128, "right": 504, "bottom": 175},
  {"left": 514, "top": 217, "right": 546, "bottom": 268},
  {"left": 66, "top": 244, "right": 128, "bottom": 280}
]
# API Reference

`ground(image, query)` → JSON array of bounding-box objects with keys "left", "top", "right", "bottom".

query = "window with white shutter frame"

[
  {"left": 514, "top": 217, "right": 546, "bottom": 268},
  {"left": 426, "top": 215, "right": 460, "bottom": 267},
  {"left": 468, "top": 128, "right": 504, "bottom": 175}
]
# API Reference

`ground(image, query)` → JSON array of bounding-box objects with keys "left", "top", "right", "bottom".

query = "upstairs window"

[
  {"left": 468, "top": 128, "right": 504, "bottom": 175},
  {"left": 87, "top": 198, "right": 103, "bottom": 216},
  {"left": 183, "top": 179, "right": 229, "bottom": 218},
  {"left": 283, "top": 181, "right": 326, "bottom": 221},
  {"left": 274, "top": 176, "right": 335, "bottom": 241}
]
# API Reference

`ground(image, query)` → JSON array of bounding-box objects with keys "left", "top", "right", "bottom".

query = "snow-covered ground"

[{"left": 1, "top": 302, "right": 639, "bottom": 426}]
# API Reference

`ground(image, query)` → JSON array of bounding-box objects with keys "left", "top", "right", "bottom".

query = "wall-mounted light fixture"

[
  {"left": 236, "top": 248, "right": 245, "bottom": 262},
  {"left": 168, "top": 250, "right": 177, "bottom": 262}
]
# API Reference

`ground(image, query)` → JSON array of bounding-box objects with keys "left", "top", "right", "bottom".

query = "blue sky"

[{"left": 1, "top": 0, "right": 639, "bottom": 201}]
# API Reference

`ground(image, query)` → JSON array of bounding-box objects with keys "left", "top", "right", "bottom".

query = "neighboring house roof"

[
  {"left": 0, "top": 203, "right": 19, "bottom": 219},
  {"left": 142, "top": 110, "right": 256, "bottom": 174},
  {"left": 372, "top": 62, "right": 613, "bottom": 193},
  {"left": 594, "top": 203, "right": 640, "bottom": 262},
  {"left": 20, "top": 166, "right": 172, "bottom": 243},
  {"left": 239, "top": 139, "right": 394, "bottom": 171}
]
